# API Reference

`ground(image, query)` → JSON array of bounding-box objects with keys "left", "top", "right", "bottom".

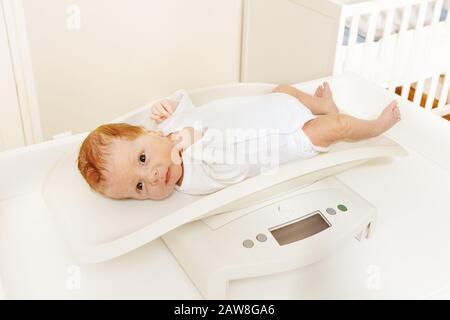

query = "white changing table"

[{"left": 1, "top": 73, "right": 449, "bottom": 299}]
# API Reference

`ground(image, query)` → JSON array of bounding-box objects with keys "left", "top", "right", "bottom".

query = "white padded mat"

[{"left": 42, "top": 78, "right": 407, "bottom": 263}]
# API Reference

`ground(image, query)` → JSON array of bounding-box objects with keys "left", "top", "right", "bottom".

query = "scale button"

[
  {"left": 326, "top": 208, "right": 337, "bottom": 215},
  {"left": 243, "top": 239, "right": 254, "bottom": 248},
  {"left": 337, "top": 204, "right": 348, "bottom": 212},
  {"left": 256, "top": 233, "right": 267, "bottom": 242}
]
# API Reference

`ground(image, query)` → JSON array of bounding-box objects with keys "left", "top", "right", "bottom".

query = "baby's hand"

[
  {"left": 150, "top": 99, "right": 179, "bottom": 124},
  {"left": 170, "top": 127, "right": 207, "bottom": 152}
]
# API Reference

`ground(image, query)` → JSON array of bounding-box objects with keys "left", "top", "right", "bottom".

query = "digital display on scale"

[{"left": 269, "top": 211, "right": 331, "bottom": 246}]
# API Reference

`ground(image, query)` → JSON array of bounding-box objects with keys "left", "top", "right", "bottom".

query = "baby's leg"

[
  {"left": 272, "top": 82, "right": 339, "bottom": 115},
  {"left": 303, "top": 101, "right": 401, "bottom": 147}
]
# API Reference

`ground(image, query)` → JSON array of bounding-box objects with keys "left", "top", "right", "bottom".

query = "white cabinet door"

[{"left": 0, "top": 2, "right": 24, "bottom": 151}]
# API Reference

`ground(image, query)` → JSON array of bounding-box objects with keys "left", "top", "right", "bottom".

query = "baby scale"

[
  {"left": 161, "top": 133, "right": 405, "bottom": 299},
  {"left": 163, "top": 175, "right": 377, "bottom": 299},
  {"left": 40, "top": 77, "right": 408, "bottom": 299},
  {"left": 43, "top": 127, "right": 405, "bottom": 299}
]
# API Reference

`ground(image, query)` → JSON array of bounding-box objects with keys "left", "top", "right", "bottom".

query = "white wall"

[
  {"left": 242, "top": 0, "right": 339, "bottom": 84},
  {"left": 0, "top": 3, "right": 25, "bottom": 151},
  {"left": 22, "top": 0, "right": 242, "bottom": 140}
]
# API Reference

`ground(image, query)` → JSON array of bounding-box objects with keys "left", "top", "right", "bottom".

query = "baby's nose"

[{"left": 150, "top": 168, "right": 164, "bottom": 184}]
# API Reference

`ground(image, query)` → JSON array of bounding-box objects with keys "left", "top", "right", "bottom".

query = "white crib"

[{"left": 242, "top": 0, "right": 450, "bottom": 117}]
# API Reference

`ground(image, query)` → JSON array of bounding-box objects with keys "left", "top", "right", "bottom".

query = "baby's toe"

[
  {"left": 316, "top": 86, "right": 324, "bottom": 97},
  {"left": 393, "top": 106, "right": 401, "bottom": 120},
  {"left": 390, "top": 100, "right": 398, "bottom": 109}
]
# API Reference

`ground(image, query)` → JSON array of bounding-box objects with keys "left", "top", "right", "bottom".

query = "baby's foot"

[
  {"left": 315, "top": 82, "right": 331, "bottom": 99},
  {"left": 374, "top": 101, "right": 401, "bottom": 135},
  {"left": 314, "top": 82, "right": 339, "bottom": 114}
]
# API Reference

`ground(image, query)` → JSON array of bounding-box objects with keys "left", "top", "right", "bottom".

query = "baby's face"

[{"left": 103, "top": 131, "right": 183, "bottom": 200}]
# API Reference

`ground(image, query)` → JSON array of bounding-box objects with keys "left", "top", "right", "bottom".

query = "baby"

[{"left": 77, "top": 82, "right": 401, "bottom": 200}]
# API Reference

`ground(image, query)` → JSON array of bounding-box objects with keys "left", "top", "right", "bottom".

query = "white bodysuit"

[{"left": 157, "top": 89, "right": 328, "bottom": 195}]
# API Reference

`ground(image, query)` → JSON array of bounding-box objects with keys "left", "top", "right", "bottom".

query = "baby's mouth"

[{"left": 165, "top": 167, "right": 171, "bottom": 184}]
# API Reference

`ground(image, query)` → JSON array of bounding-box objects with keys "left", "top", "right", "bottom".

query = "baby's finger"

[
  {"left": 151, "top": 105, "right": 165, "bottom": 115},
  {"left": 150, "top": 113, "right": 166, "bottom": 123},
  {"left": 151, "top": 100, "right": 164, "bottom": 110},
  {"left": 150, "top": 110, "right": 163, "bottom": 120},
  {"left": 150, "top": 114, "right": 160, "bottom": 123},
  {"left": 150, "top": 113, "right": 162, "bottom": 120},
  {"left": 155, "top": 103, "right": 171, "bottom": 118},
  {"left": 151, "top": 99, "right": 167, "bottom": 110},
  {"left": 161, "top": 100, "right": 174, "bottom": 114}
]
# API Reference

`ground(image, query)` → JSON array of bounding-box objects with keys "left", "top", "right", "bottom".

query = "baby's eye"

[
  {"left": 139, "top": 153, "right": 146, "bottom": 164},
  {"left": 136, "top": 181, "right": 143, "bottom": 191}
]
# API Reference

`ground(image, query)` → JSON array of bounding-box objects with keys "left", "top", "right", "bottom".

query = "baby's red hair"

[{"left": 77, "top": 123, "right": 146, "bottom": 193}]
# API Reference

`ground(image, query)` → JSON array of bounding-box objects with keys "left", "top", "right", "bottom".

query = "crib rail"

[{"left": 334, "top": 0, "right": 450, "bottom": 116}]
